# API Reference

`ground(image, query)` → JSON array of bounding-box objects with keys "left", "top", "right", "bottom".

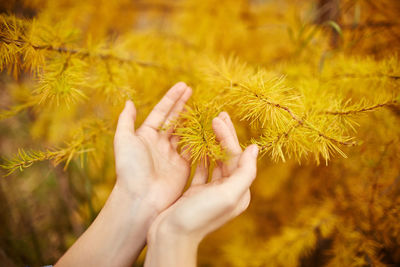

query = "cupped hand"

[
  {"left": 114, "top": 82, "right": 192, "bottom": 212},
  {"left": 147, "top": 112, "right": 259, "bottom": 243}
]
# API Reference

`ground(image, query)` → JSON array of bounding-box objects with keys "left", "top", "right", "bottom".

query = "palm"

[
  {"left": 169, "top": 184, "right": 238, "bottom": 232},
  {"left": 114, "top": 82, "right": 192, "bottom": 212},
  {"left": 151, "top": 112, "right": 258, "bottom": 240}
]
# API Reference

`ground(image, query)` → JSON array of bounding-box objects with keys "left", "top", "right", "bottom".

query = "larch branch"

[
  {"left": 324, "top": 101, "right": 397, "bottom": 116},
  {"left": 0, "top": 36, "right": 161, "bottom": 68},
  {"left": 237, "top": 83, "right": 356, "bottom": 146}
]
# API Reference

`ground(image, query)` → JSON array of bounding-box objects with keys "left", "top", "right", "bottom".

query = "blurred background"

[{"left": 0, "top": 0, "right": 400, "bottom": 266}]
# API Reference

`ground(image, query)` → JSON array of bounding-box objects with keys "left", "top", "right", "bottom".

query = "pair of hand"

[
  {"left": 55, "top": 82, "right": 258, "bottom": 267},
  {"left": 114, "top": 82, "right": 259, "bottom": 265}
]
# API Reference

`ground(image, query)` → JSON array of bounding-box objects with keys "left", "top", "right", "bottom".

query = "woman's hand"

[
  {"left": 56, "top": 82, "right": 193, "bottom": 267},
  {"left": 114, "top": 82, "right": 192, "bottom": 212},
  {"left": 145, "top": 112, "right": 259, "bottom": 267}
]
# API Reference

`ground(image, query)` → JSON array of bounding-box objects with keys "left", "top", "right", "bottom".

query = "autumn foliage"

[{"left": 0, "top": 0, "right": 400, "bottom": 266}]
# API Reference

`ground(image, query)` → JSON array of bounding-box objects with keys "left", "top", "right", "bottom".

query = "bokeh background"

[{"left": 0, "top": 0, "right": 400, "bottom": 266}]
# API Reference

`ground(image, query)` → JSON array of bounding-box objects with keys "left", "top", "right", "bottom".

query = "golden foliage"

[
  {"left": 1, "top": 119, "right": 110, "bottom": 175},
  {"left": 1, "top": 0, "right": 400, "bottom": 266}
]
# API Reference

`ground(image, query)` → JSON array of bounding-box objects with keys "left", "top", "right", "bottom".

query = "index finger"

[
  {"left": 141, "top": 82, "right": 188, "bottom": 131},
  {"left": 212, "top": 113, "right": 242, "bottom": 177}
]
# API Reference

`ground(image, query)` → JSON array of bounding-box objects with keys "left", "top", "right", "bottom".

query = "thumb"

[
  {"left": 223, "top": 144, "right": 259, "bottom": 198},
  {"left": 116, "top": 100, "right": 137, "bottom": 134}
]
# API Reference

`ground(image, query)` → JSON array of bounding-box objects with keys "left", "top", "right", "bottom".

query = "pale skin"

[
  {"left": 55, "top": 81, "right": 258, "bottom": 267},
  {"left": 56, "top": 82, "right": 193, "bottom": 267},
  {"left": 144, "top": 112, "right": 259, "bottom": 267}
]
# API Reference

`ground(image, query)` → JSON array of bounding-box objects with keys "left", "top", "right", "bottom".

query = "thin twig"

[
  {"left": 238, "top": 82, "right": 356, "bottom": 146},
  {"left": 325, "top": 73, "right": 400, "bottom": 80},
  {"left": 341, "top": 21, "right": 398, "bottom": 30},
  {"left": 0, "top": 36, "right": 161, "bottom": 68},
  {"left": 259, "top": 120, "right": 303, "bottom": 153},
  {"left": 324, "top": 101, "right": 396, "bottom": 115}
]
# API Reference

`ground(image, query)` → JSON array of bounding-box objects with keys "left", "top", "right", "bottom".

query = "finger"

[
  {"left": 116, "top": 100, "right": 136, "bottom": 135},
  {"left": 191, "top": 159, "right": 209, "bottom": 186},
  {"left": 170, "top": 135, "right": 180, "bottom": 150},
  {"left": 141, "top": 82, "right": 187, "bottom": 131},
  {"left": 222, "top": 144, "right": 258, "bottom": 198},
  {"left": 211, "top": 161, "right": 223, "bottom": 181},
  {"left": 219, "top": 112, "right": 239, "bottom": 142},
  {"left": 212, "top": 117, "right": 242, "bottom": 155},
  {"left": 180, "top": 145, "right": 192, "bottom": 162},
  {"left": 164, "top": 86, "right": 192, "bottom": 136},
  {"left": 212, "top": 116, "right": 242, "bottom": 175}
]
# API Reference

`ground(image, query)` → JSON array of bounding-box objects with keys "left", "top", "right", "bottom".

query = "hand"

[
  {"left": 145, "top": 112, "right": 258, "bottom": 267},
  {"left": 114, "top": 82, "right": 192, "bottom": 212},
  {"left": 56, "top": 82, "right": 193, "bottom": 267}
]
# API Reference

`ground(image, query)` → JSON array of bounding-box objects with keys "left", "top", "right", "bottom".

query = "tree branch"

[
  {"left": 323, "top": 101, "right": 397, "bottom": 116},
  {"left": 237, "top": 82, "right": 356, "bottom": 147},
  {"left": 0, "top": 36, "right": 161, "bottom": 68}
]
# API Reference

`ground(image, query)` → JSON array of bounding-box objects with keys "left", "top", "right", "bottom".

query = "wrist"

[
  {"left": 145, "top": 217, "right": 199, "bottom": 267},
  {"left": 150, "top": 221, "right": 201, "bottom": 246},
  {"left": 57, "top": 183, "right": 160, "bottom": 267},
  {"left": 111, "top": 183, "right": 159, "bottom": 223}
]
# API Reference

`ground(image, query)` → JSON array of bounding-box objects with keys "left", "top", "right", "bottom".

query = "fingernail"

[
  {"left": 250, "top": 144, "right": 259, "bottom": 157},
  {"left": 176, "top": 81, "right": 187, "bottom": 88},
  {"left": 219, "top": 111, "right": 228, "bottom": 118},
  {"left": 212, "top": 117, "right": 221, "bottom": 124}
]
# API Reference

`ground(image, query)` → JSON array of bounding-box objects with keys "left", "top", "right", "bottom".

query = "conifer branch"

[
  {"left": 0, "top": 121, "right": 110, "bottom": 176},
  {"left": 327, "top": 73, "right": 400, "bottom": 80},
  {"left": 175, "top": 104, "right": 225, "bottom": 162},
  {"left": 253, "top": 121, "right": 305, "bottom": 162},
  {"left": 341, "top": 21, "right": 398, "bottom": 30},
  {"left": 238, "top": 82, "right": 302, "bottom": 123},
  {"left": 1, "top": 149, "right": 64, "bottom": 176},
  {"left": 305, "top": 123, "right": 356, "bottom": 147},
  {"left": 0, "top": 35, "right": 160, "bottom": 68},
  {"left": 0, "top": 99, "right": 37, "bottom": 120},
  {"left": 323, "top": 101, "right": 397, "bottom": 116},
  {"left": 237, "top": 82, "right": 356, "bottom": 147}
]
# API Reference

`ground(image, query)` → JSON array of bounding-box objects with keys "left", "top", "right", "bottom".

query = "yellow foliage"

[
  {"left": 259, "top": 203, "right": 337, "bottom": 267},
  {"left": 0, "top": 0, "right": 400, "bottom": 266}
]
